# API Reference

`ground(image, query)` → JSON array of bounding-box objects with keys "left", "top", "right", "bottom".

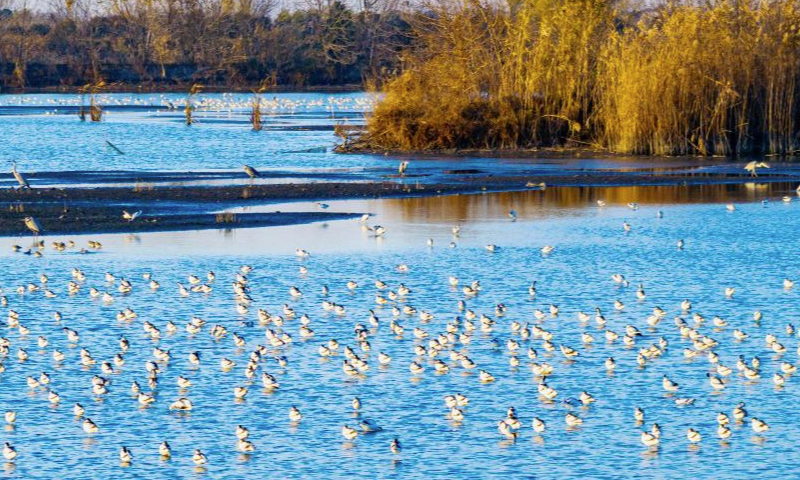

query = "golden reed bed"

[{"left": 363, "top": 0, "right": 800, "bottom": 156}]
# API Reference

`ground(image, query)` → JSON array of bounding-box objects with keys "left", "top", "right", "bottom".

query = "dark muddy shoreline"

[
  {"left": 3, "top": 167, "right": 800, "bottom": 237},
  {"left": 0, "top": 203, "right": 361, "bottom": 237}
]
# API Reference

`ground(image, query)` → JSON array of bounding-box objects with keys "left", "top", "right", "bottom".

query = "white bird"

[
  {"left": 342, "top": 425, "right": 359, "bottom": 440},
  {"left": 119, "top": 446, "right": 133, "bottom": 464},
  {"left": 398, "top": 161, "right": 409, "bottom": 176},
  {"left": 159, "top": 441, "right": 172, "bottom": 458},
  {"left": 359, "top": 419, "right": 383, "bottom": 433},
  {"left": 192, "top": 449, "right": 207, "bottom": 465},
  {"left": 3, "top": 442, "right": 17, "bottom": 461},
  {"left": 122, "top": 210, "right": 142, "bottom": 222},
  {"left": 744, "top": 161, "right": 770, "bottom": 177}
]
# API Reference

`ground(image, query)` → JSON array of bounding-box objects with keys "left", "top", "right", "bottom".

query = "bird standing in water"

[{"left": 24, "top": 216, "right": 42, "bottom": 239}]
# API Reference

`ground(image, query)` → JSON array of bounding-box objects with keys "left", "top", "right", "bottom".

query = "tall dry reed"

[{"left": 366, "top": 0, "right": 800, "bottom": 156}]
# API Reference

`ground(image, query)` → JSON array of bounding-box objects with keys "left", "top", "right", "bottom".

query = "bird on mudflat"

[
  {"left": 122, "top": 210, "right": 142, "bottom": 222},
  {"left": 11, "top": 162, "right": 30, "bottom": 189},
  {"left": 243, "top": 165, "right": 261, "bottom": 179}
]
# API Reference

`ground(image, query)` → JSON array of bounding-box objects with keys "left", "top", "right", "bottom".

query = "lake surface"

[
  {"left": 1, "top": 180, "right": 800, "bottom": 478},
  {"left": 0, "top": 92, "right": 769, "bottom": 188}
]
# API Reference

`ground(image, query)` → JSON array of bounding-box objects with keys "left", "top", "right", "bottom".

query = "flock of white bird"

[
  {"left": 1, "top": 192, "right": 798, "bottom": 473},
  {"left": 2, "top": 93, "right": 376, "bottom": 117}
]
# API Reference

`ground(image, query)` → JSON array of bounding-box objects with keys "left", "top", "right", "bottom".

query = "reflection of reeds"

[
  {"left": 215, "top": 212, "right": 238, "bottom": 223},
  {"left": 9, "top": 202, "right": 24, "bottom": 213}
]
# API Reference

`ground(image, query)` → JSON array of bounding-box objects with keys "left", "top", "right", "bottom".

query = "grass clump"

[{"left": 215, "top": 212, "right": 238, "bottom": 224}]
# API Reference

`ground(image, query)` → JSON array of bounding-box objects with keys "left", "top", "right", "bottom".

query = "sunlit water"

[{"left": 1, "top": 185, "right": 800, "bottom": 478}]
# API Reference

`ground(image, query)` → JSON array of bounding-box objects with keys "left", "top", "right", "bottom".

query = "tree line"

[{"left": 0, "top": 0, "right": 412, "bottom": 90}]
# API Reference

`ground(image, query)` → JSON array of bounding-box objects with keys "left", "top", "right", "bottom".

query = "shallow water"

[
  {"left": 1, "top": 185, "right": 800, "bottom": 478},
  {"left": 0, "top": 92, "right": 765, "bottom": 189}
]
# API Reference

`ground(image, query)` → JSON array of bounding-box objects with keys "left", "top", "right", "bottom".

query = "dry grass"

[
  {"left": 365, "top": 0, "right": 613, "bottom": 150},
  {"left": 185, "top": 84, "right": 203, "bottom": 126},
  {"left": 215, "top": 212, "right": 238, "bottom": 223},
  {"left": 251, "top": 97, "right": 262, "bottom": 131},
  {"left": 366, "top": 0, "right": 800, "bottom": 156},
  {"left": 596, "top": 1, "right": 800, "bottom": 155}
]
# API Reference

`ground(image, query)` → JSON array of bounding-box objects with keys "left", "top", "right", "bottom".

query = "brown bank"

[{"left": 2, "top": 167, "right": 800, "bottom": 237}]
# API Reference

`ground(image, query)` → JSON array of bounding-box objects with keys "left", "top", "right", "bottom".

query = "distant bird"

[
  {"left": 243, "top": 165, "right": 261, "bottom": 179},
  {"left": 744, "top": 161, "right": 770, "bottom": 177},
  {"left": 398, "top": 161, "right": 409, "bottom": 176},
  {"left": 3, "top": 442, "right": 17, "bottom": 461},
  {"left": 316, "top": 202, "right": 330, "bottom": 210},
  {"left": 359, "top": 419, "right": 383, "bottom": 433},
  {"left": 159, "top": 441, "right": 171, "bottom": 458},
  {"left": 192, "top": 449, "right": 207, "bottom": 465},
  {"left": 119, "top": 446, "right": 133, "bottom": 464},
  {"left": 23, "top": 216, "right": 41, "bottom": 238},
  {"left": 508, "top": 210, "right": 518, "bottom": 222},
  {"left": 342, "top": 425, "right": 359, "bottom": 440},
  {"left": 122, "top": 210, "right": 142, "bottom": 222},
  {"left": 11, "top": 162, "right": 30, "bottom": 189}
]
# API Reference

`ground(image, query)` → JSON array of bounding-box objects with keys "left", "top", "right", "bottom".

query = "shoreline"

[
  {"left": 2, "top": 167, "right": 800, "bottom": 237},
  {"left": 0, "top": 209, "right": 362, "bottom": 238},
  {"left": 336, "top": 143, "right": 800, "bottom": 161}
]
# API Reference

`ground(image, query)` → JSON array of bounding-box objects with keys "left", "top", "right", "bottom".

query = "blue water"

[
  {"left": 0, "top": 185, "right": 799, "bottom": 478},
  {"left": 0, "top": 93, "right": 378, "bottom": 174}
]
